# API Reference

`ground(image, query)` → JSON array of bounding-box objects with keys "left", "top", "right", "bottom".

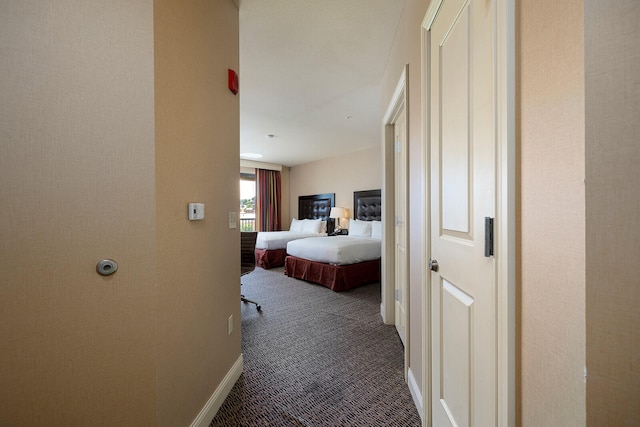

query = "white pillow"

[
  {"left": 349, "top": 219, "right": 372, "bottom": 237},
  {"left": 371, "top": 221, "right": 382, "bottom": 239},
  {"left": 290, "top": 218, "right": 304, "bottom": 232},
  {"left": 319, "top": 220, "right": 327, "bottom": 234},
  {"left": 302, "top": 218, "right": 322, "bottom": 233}
]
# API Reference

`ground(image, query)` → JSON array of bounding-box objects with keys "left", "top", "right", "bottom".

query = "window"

[{"left": 240, "top": 173, "right": 256, "bottom": 231}]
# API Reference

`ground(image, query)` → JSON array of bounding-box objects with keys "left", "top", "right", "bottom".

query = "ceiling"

[{"left": 238, "top": 0, "right": 406, "bottom": 167}]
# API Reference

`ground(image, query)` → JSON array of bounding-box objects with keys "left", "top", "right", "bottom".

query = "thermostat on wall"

[{"left": 188, "top": 203, "right": 205, "bottom": 220}]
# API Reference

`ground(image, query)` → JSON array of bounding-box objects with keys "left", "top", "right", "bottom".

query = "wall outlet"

[{"left": 227, "top": 315, "right": 233, "bottom": 335}]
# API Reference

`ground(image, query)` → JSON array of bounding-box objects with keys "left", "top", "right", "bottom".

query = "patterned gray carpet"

[{"left": 210, "top": 266, "right": 421, "bottom": 426}]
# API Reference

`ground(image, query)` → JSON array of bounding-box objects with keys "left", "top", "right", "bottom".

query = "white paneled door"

[
  {"left": 394, "top": 106, "right": 408, "bottom": 346},
  {"left": 427, "top": 0, "right": 498, "bottom": 425}
]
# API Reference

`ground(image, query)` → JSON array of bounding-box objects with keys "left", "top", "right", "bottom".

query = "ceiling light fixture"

[{"left": 241, "top": 152, "right": 263, "bottom": 159}]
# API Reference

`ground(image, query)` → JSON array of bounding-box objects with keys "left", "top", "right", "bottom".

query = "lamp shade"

[{"left": 329, "top": 207, "right": 346, "bottom": 219}]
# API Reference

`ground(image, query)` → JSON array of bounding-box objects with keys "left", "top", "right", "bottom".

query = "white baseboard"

[
  {"left": 190, "top": 354, "right": 244, "bottom": 427},
  {"left": 407, "top": 367, "right": 424, "bottom": 422},
  {"left": 380, "top": 303, "right": 387, "bottom": 323}
]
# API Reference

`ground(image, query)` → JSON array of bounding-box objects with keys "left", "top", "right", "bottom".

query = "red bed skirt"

[
  {"left": 255, "top": 248, "right": 287, "bottom": 269},
  {"left": 284, "top": 256, "right": 381, "bottom": 292}
]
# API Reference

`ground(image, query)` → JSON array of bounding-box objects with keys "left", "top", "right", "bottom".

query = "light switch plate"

[
  {"left": 188, "top": 203, "right": 205, "bottom": 220},
  {"left": 229, "top": 212, "right": 237, "bottom": 229}
]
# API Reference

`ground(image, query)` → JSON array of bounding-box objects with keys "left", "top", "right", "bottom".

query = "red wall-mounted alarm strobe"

[{"left": 228, "top": 69, "right": 239, "bottom": 95}]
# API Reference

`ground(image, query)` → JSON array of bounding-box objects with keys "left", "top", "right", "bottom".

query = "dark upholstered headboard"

[
  {"left": 298, "top": 193, "right": 335, "bottom": 233},
  {"left": 353, "top": 189, "right": 382, "bottom": 221}
]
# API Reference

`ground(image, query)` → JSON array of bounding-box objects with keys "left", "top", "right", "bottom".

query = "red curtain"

[{"left": 256, "top": 169, "right": 281, "bottom": 231}]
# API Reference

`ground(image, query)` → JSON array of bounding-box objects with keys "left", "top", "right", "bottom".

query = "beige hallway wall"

[
  {"left": 518, "top": 0, "right": 586, "bottom": 425},
  {"left": 380, "top": 0, "right": 438, "bottom": 410},
  {"left": 1, "top": 1, "right": 241, "bottom": 425},
  {"left": 0, "top": 1, "right": 158, "bottom": 425},
  {"left": 391, "top": 0, "right": 430, "bottom": 404},
  {"left": 154, "top": 0, "right": 241, "bottom": 425},
  {"left": 585, "top": 1, "right": 640, "bottom": 425}
]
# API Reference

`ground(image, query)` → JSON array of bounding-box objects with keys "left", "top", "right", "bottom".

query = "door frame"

[
  {"left": 420, "top": 0, "right": 515, "bottom": 425},
  {"left": 382, "top": 64, "right": 410, "bottom": 374}
]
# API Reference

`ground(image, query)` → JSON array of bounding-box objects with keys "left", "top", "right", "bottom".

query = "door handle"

[{"left": 429, "top": 258, "right": 439, "bottom": 272}]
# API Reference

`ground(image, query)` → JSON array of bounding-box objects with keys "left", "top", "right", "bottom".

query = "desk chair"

[{"left": 240, "top": 231, "right": 261, "bottom": 311}]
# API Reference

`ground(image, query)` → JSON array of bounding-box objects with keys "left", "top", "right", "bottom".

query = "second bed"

[{"left": 255, "top": 193, "right": 335, "bottom": 269}]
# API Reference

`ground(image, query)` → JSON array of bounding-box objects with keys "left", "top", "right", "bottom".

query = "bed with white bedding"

[
  {"left": 285, "top": 235, "right": 380, "bottom": 265},
  {"left": 284, "top": 190, "right": 382, "bottom": 292},
  {"left": 254, "top": 193, "right": 335, "bottom": 269},
  {"left": 255, "top": 222, "right": 326, "bottom": 269},
  {"left": 256, "top": 230, "right": 326, "bottom": 251}
]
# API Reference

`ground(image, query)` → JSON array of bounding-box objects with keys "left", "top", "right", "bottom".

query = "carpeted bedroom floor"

[{"left": 210, "top": 266, "right": 421, "bottom": 427}]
